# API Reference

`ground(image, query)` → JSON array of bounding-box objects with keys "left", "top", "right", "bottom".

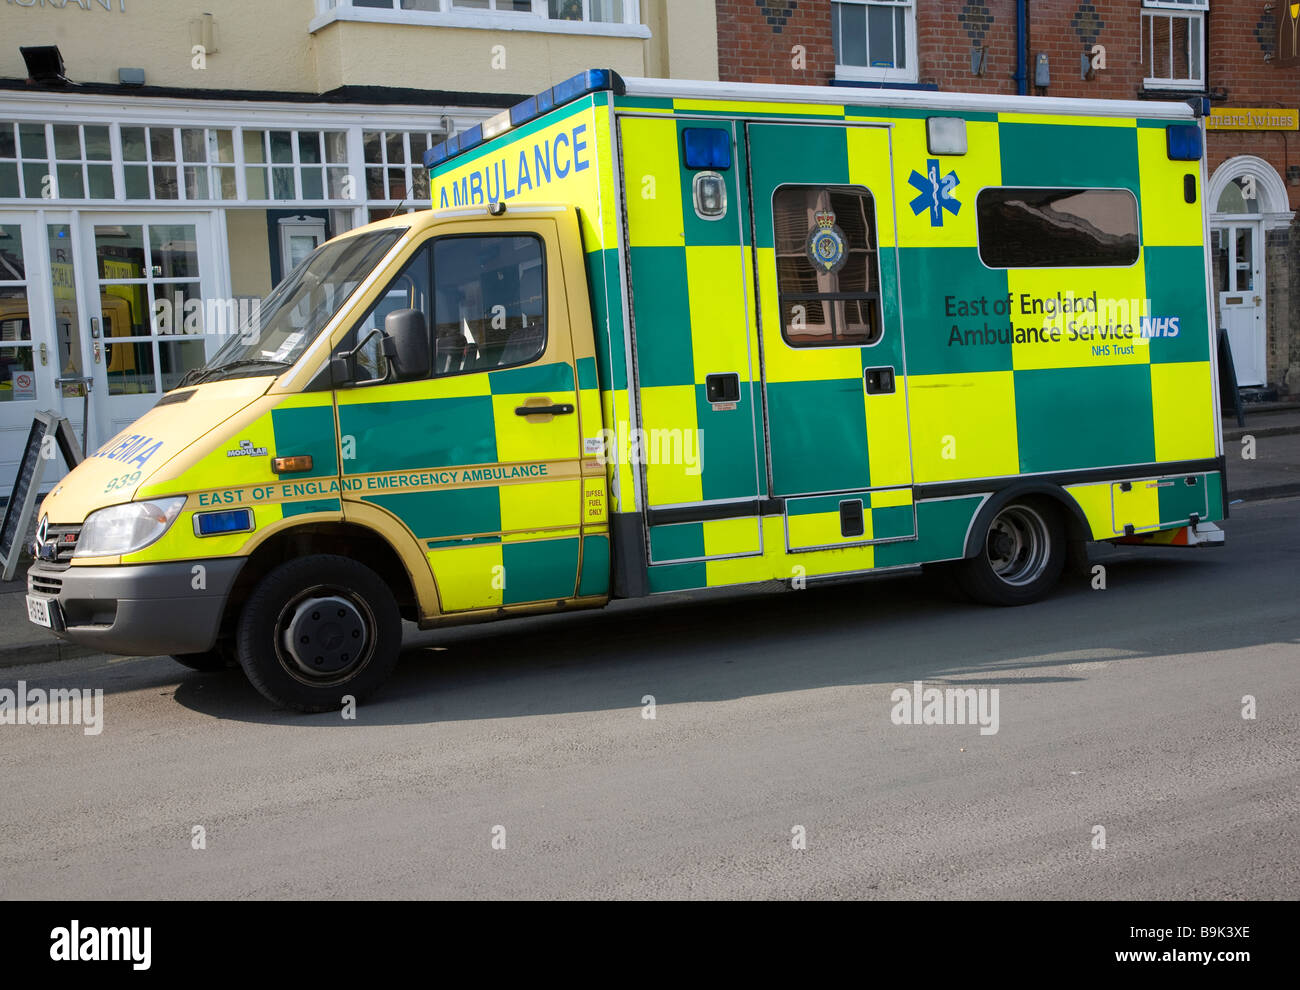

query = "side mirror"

[
  {"left": 330, "top": 353, "right": 354, "bottom": 384},
  {"left": 384, "top": 309, "right": 430, "bottom": 382}
]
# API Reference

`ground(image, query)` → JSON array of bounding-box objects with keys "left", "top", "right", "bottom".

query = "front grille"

[
  {"left": 44, "top": 523, "right": 81, "bottom": 566},
  {"left": 30, "top": 574, "right": 62, "bottom": 595}
]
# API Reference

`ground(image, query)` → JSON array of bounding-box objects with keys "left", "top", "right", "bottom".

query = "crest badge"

[{"left": 806, "top": 209, "right": 848, "bottom": 275}]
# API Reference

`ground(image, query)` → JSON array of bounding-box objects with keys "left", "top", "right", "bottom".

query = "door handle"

[
  {"left": 515, "top": 403, "right": 574, "bottom": 417},
  {"left": 864, "top": 366, "right": 895, "bottom": 395}
]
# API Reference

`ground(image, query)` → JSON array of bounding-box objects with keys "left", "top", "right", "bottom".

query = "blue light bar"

[
  {"left": 423, "top": 69, "right": 626, "bottom": 173},
  {"left": 194, "top": 508, "right": 253, "bottom": 537},
  {"left": 510, "top": 96, "right": 539, "bottom": 127},
  {"left": 552, "top": 68, "right": 617, "bottom": 105},
  {"left": 1167, "top": 124, "right": 1203, "bottom": 161},
  {"left": 458, "top": 124, "right": 483, "bottom": 152},
  {"left": 682, "top": 128, "right": 733, "bottom": 170}
]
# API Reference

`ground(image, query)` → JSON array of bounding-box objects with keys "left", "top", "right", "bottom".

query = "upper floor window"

[
  {"left": 1142, "top": 0, "right": 1208, "bottom": 90},
  {"left": 832, "top": 0, "right": 917, "bottom": 83},
  {"left": 321, "top": 0, "right": 637, "bottom": 27}
]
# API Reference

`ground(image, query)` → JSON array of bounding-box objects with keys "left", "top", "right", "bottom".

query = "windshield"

[{"left": 182, "top": 227, "right": 405, "bottom": 386}]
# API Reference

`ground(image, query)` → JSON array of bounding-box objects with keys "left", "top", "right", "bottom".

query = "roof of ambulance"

[{"left": 615, "top": 76, "right": 1199, "bottom": 121}]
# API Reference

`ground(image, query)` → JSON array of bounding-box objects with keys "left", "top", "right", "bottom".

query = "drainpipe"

[{"left": 1014, "top": 0, "right": 1028, "bottom": 95}]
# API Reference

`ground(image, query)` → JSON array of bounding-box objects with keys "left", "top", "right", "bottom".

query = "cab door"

[
  {"left": 746, "top": 122, "right": 916, "bottom": 549},
  {"left": 335, "top": 219, "right": 584, "bottom": 613}
]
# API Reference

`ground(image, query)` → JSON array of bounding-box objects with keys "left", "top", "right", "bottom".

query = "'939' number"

[{"left": 103, "top": 471, "right": 142, "bottom": 493}]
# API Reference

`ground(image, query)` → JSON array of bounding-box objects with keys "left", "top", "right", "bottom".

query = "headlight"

[{"left": 74, "top": 497, "right": 186, "bottom": 558}]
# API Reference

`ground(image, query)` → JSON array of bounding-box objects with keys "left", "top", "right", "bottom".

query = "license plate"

[{"left": 26, "top": 595, "right": 52, "bottom": 628}]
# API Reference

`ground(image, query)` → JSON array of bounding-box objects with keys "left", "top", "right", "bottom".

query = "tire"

[
  {"left": 956, "top": 500, "right": 1065, "bottom": 606},
  {"left": 235, "top": 554, "right": 402, "bottom": 712},
  {"left": 921, "top": 560, "right": 971, "bottom": 603},
  {"left": 171, "top": 641, "right": 237, "bottom": 672}
]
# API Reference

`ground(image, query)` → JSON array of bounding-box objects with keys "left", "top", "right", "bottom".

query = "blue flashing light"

[
  {"left": 552, "top": 68, "right": 616, "bottom": 105},
  {"left": 682, "top": 128, "right": 733, "bottom": 170},
  {"left": 510, "top": 96, "right": 539, "bottom": 127},
  {"left": 195, "top": 509, "right": 252, "bottom": 537},
  {"left": 423, "top": 69, "right": 625, "bottom": 176},
  {"left": 459, "top": 124, "right": 483, "bottom": 152},
  {"left": 1167, "top": 124, "right": 1203, "bottom": 161}
]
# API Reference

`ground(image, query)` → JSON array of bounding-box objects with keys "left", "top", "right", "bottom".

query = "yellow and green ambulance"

[{"left": 26, "top": 70, "right": 1226, "bottom": 710}]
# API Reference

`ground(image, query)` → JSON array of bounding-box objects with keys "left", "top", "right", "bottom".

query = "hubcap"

[
  {"left": 985, "top": 505, "right": 1050, "bottom": 587},
  {"left": 279, "top": 591, "right": 372, "bottom": 682}
]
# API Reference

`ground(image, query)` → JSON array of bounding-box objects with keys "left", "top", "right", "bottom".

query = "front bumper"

[{"left": 26, "top": 557, "right": 245, "bottom": 657}]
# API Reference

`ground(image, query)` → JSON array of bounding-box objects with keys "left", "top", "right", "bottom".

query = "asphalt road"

[{"left": 1, "top": 498, "right": 1297, "bottom": 900}]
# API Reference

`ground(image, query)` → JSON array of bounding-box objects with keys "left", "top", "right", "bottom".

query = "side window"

[
  {"left": 976, "top": 188, "right": 1139, "bottom": 268},
  {"left": 337, "top": 232, "right": 545, "bottom": 387},
  {"left": 774, "top": 185, "right": 882, "bottom": 347},
  {"left": 343, "top": 245, "right": 433, "bottom": 383},
  {"left": 433, "top": 235, "right": 546, "bottom": 376}
]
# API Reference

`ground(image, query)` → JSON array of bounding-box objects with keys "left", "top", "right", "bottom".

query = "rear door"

[
  {"left": 745, "top": 122, "right": 915, "bottom": 550},
  {"left": 618, "top": 115, "right": 765, "bottom": 566}
]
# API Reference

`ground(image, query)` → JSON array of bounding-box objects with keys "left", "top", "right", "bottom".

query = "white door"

[
  {"left": 81, "top": 214, "right": 221, "bottom": 445},
  {"left": 278, "top": 215, "right": 326, "bottom": 277},
  {"left": 0, "top": 214, "right": 78, "bottom": 499},
  {"left": 1, "top": 215, "right": 45, "bottom": 499},
  {"left": 1212, "top": 223, "right": 1266, "bottom": 387}
]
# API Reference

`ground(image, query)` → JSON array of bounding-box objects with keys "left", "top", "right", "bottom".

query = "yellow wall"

[
  {"left": 0, "top": 0, "right": 318, "bottom": 92},
  {"left": 1, "top": 1, "right": 717, "bottom": 94},
  {"left": 225, "top": 209, "right": 272, "bottom": 299},
  {"left": 644, "top": 0, "right": 719, "bottom": 81},
  {"left": 312, "top": 21, "right": 648, "bottom": 95}
]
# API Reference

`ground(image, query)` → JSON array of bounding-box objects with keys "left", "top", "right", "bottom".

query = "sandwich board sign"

[{"left": 0, "top": 411, "right": 82, "bottom": 582}]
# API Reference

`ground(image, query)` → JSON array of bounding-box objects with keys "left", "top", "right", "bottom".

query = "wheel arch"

[
  {"left": 960, "top": 482, "right": 1091, "bottom": 560},
  {"left": 217, "top": 521, "right": 420, "bottom": 638}
]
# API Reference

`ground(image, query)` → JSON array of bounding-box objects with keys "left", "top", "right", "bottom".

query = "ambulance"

[{"left": 26, "top": 70, "right": 1226, "bottom": 711}]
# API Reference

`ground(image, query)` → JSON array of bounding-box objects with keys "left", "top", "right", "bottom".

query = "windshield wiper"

[{"left": 178, "top": 358, "right": 291, "bottom": 389}]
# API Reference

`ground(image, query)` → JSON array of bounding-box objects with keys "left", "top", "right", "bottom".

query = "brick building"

[{"left": 717, "top": 0, "right": 1300, "bottom": 396}]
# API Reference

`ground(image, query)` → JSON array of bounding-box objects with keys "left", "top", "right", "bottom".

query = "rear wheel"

[
  {"left": 957, "top": 500, "right": 1065, "bottom": 606},
  {"left": 236, "top": 554, "right": 402, "bottom": 712}
]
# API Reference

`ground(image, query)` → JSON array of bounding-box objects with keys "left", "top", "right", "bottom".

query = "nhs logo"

[{"left": 1139, "top": 315, "right": 1181, "bottom": 339}]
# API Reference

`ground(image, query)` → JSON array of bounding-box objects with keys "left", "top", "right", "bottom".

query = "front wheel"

[
  {"left": 236, "top": 554, "right": 402, "bottom": 712},
  {"left": 957, "top": 500, "right": 1065, "bottom": 606}
]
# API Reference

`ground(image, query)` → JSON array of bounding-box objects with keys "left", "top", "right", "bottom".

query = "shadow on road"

[{"left": 154, "top": 545, "right": 1258, "bottom": 727}]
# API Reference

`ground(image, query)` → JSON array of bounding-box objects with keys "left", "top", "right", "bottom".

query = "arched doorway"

[{"left": 1207, "top": 156, "right": 1292, "bottom": 387}]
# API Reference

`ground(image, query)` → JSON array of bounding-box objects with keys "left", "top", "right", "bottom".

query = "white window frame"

[
  {"left": 311, "top": 0, "right": 648, "bottom": 38},
  {"left": 831, "top": 0, "right": 918, "bottom": 85},
  {"left": 1142, "top": 0, "right": 1209, "bottom": 91},
  {"left": 0, "top": 94, "right": 485, "bottom": 221}
]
